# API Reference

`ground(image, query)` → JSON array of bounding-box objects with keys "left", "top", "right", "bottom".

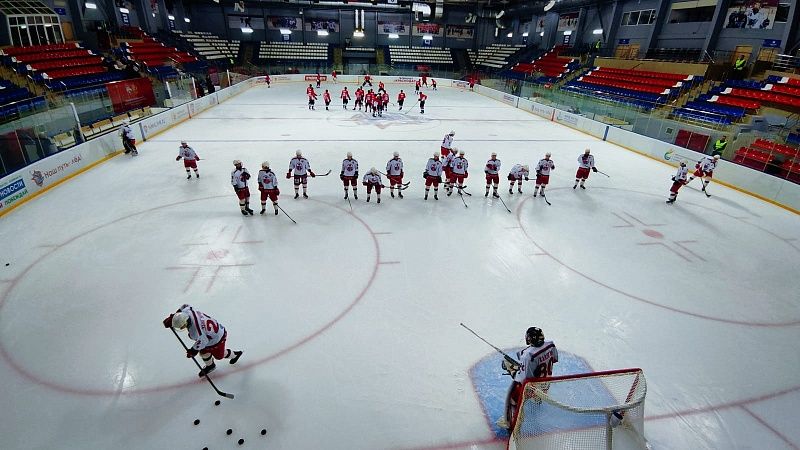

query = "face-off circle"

[{"left": 0, "top": 196, "right": 382, "bottom": 395}]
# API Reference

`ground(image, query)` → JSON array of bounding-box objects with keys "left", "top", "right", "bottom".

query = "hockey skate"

[
  {"left": 398, "top": 191, "right": 403, "bottom": 199},
  {"left": 573, "top": 185, "right": 577, "bottom": 189},
  {"left": 240, "top": 209, "right": 248, "bottom": 216},
  {"left": 434, "top": 193, "right": 439, "bottom": 200},
  {"left": 198, "top": 362, "right": 216, "bottom": 378},
  {"left": 509, "top": 188, "right": 513, "bottom": 194},
  {"left": 666, "top": 199, "right": 675, "bottom": 204},
  {"left": 377, "top": 198, "right": 381, "bottom": 203},
  {"left": 246, "top": 207, "right": 254, "bottom": 215},
  {"left": 391, "top": 191, "right": 395, "bottom": 198},
  {"left": 303, "top": 193, "right": 309, "bottom": 199},
  {"left": 366, "top": 196, "right": 371, "bottom": 202},
  {"left": 294, "top": 193, "right": 299, "bottom": 199},
  {"left": 187, "top": 174, "right": 192, "bottom": 180},
  {"left": 518, "top": 188, "right": 523, "bottom": 194},
  {"left": 260, "top": 208, "right": 266, "bottom": 215},
  {"left": 229, "top": 350, "right": 243, "bottom": 365},
  {"left": 493, "top": 192, "right": 500, "bottom": 198},
  {"left": 354, "top": 192, "right": 358, "bottom": 200},
  {"left": 580, "top": 185, "right": 586, "bottom": 190},
  {"left": 195, "top": 173, "right": 199, "bottom": 178},
  {"left": 274, "top": 207, "right": 279, "bottom": 215}
]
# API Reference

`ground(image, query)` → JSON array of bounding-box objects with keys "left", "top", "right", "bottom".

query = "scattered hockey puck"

[
  {"left": 226, "top": 428, "right": 233, "bottom": 435},
  {"left": 203, "top": 448, "right": 208, "bottom": 450},
  {"left": 214, "top": 400, "right": 221, "bottom": 406},
  {"left": 238, "top": 438, "right": 245, "bottom": 445},
  {"left": 261, "top": 429, "right": 267, "bottom": 436},
  {"left": 193, "top": 419, "right": 200, "bottom": 425},
  {"left": 4, "top": 263, "right": 9, "bottom": 266}
]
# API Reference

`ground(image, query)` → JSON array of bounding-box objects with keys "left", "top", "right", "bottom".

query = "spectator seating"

[
  {"left": 118, "top": 32, "right": 197, "bottom": 80},
  {"left": 388, "top": 45, "right": 452, "bottom": 65},
  {"left": 561, "top": 82, "right": 661, "bottom": 111},
  {"left": 733, "top": 138, "right": 800, "bottom": 182},
  {"left": 0, "top": 95, "right": 46, "bottom": 122},
  {"left": 468, "top": 44, "right": 525, "bottom": 69},
  {"left": 707, "top": 76, "right": 800, "bottom": 110},
  {"left": 512, "top": 46, "right": 579, "bottom": 82},
  {"left": 645, "top": 47, "right": 703, "bottom": 62},
  {"left": 79, "top": 106, "right": 152, "bottom": 140},
  {"left": 45, "top": 72, "right": 126, "bottom": 91},
  {"left": 258, "top": 42, "right": 329, "bottom": 61},
  {"left": 174, "top": 31, "right": 239, "bottom": 62}
]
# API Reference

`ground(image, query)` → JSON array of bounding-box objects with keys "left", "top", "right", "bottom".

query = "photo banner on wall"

[
  {"left": 413, "top": 23, "right": 444, "bottom": 36},
  {"left": 557, "top": 12, "right": 579, "bottom": 31},
  {"left": 445, "top": 25, "right": 474, "bottom": 39},
  {"left": 725, "top": 0, "right": 779, "bottom": 30},
  {"left": 106, "top": 78, "right": 155, "bottom": 114},
  {"left": 378, "top": 21, "right": 410, "bottom": 35},
  {"left": 267, "top": 16, "right": 302, "bottom": 30},
  {"left": 304, "top": 19, "right": 339, "bottom": 32}
]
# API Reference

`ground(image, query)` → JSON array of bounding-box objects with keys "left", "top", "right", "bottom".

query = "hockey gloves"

[
  {"left": 162, "top": 314, "right": 174, "bottom": 328},
  {"left": 186, "top": 348, "right": 199, "bottom": 358},
  {"left": 592, "top": 167, "right": 598, "bottom": 173}
]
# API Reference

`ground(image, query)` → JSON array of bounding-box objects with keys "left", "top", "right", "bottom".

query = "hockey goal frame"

[{"left": 507, "top": 368, "right": 647, "bottom": 450}]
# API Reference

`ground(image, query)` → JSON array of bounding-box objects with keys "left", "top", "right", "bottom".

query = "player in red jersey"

[
  {"left": 306, "top": 84, "right": 318, "bottom": 110},
  {"left": 397, "top": 90, "right": 406, "bottom": 110},
  {"left": 323, "top": 89, "right": 331, "bottom": 110},
  {"left": 340, "top": 87, "right": 351, "bottom": 109},
  {"left": 418, "top": 92, "right": 428, "bottom": 114}
]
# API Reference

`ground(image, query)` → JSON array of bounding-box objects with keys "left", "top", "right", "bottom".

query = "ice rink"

[{"left": 1, "top": 81, "right": 799, "bottom": 450}]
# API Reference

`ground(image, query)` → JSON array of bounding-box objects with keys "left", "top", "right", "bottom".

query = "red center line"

[
  {"left": 673, "top": 240, "right": 707, "bottom": 262},
  {"left": 636, "top": 242, "right": 692, "bottom": 262},
  {"left": 741, "top": 405, "right": 800, "bottom": 450}
]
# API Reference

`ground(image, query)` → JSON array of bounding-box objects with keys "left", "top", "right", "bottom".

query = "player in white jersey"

[
  {"left": 340, "top": 152, "right": 359, "bottom": 200},
  {"left": 440, "top": 130, "right": 455, "bottom": 156},
  {"left": 687, "top": 154, "right": 720, "bottom": 192},
  {"left": 424, "top": 152, "right": 444, "bottom": 200},
  {"left": 120, "top": 121, "right": 137, "bottom": 156},
  {"left": 163, "top": 304, "right": 243, "bottom": 378},
  {"left": 362, "top": 167, "right": 384, "bottom": 203},
  {"left": 443, "top": 147, "right": 459, "bottom": 194},
  {"left": 667, "top": 160, "right": 689, "bottom": 204},
  {"left": 257, "top": 161, "right": 280, "bottom": 215},
  {"left": 574, "top": 148, "right": 597, "bottom": 190},
  {"left": 508, "top": 164, "right": 530, "bottom": 194},
  {"left": 287, "top": 150, "right": 316, "bottom": 199},
  {"left": 175, "top": 140, "right": 200, "bottom": 179},
  {"left": 450, "top": 150, "right": 469, "bottom": 196},
  {"left": 386, "top": 151, "right": 404, "bottom": 199},
  {"left": 484, "top": 152, "right": 501, "bottom": 197},
  {"left": 231, "top": 160, "right": 253, "bottom": 215},
  {"left": 498, "top": 327, "right": 558, "bottom": 430},
  {"left": 534, "top": 152, "right": 555, "bottom": 198}
]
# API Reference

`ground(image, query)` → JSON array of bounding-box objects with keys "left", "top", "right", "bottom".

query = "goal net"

[{"left": 508, "top": 368, "right": 648, "bottom": 450}]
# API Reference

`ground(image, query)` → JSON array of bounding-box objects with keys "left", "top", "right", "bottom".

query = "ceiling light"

[
  {"left": 507, "top": 32, "right": 513, "bottom": 38},
  {"left": 388, "top": 33, "right": 399, "bottom": 39},
  {"left": 241, "top": 27, "right": 253, "bottom": 33},
  {"left": 280, "top": 29, "right": 291, "bottom": 35},
  {"left": 422, "top": 34, "right": 433, "bottom": 41},
  {"left": 85, "top": 2, "right": 97, "bottom": 9},
  {"left": 184, "top": 17, "right": 190, "bottom": 23},
  {"left": 167, "top": 14, "right": 175, "bottom": 20},
  {"left": 593, "top": 29, "right": 603, "bottom": 35},
  {"left": 119, "top": 7, "right": 129, "bottom": 13},
  {"left": 522, "top": 32, "right": 529, "bottom": 37},
  {"left": 563, "top": 30, "right": 572, "bottom": 35},
  {"left": 317, "top": 30, "right": 328, "bottom": 36},
  {"left": 353, "top": 30, "right": 365, "bottom": 37},
  {"left": 539, "top": 31, "right": 544, "bottom": 36}
]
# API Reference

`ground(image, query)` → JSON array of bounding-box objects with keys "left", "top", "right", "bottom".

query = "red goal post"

[{"left": 508, "top": 368, "right": 648, "bottom": 450}]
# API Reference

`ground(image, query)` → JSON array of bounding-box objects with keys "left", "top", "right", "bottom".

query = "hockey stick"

[
  {"left": 498, "top": 195, "right": 512, "bottom": 213},
  {"left": 459, "top": 190, "right": 469, "bottom": 208},
  {"left": 377, "top": 170, "right": 411, "bottom": 187},
  {"left": 701, "top": 183, "right": 712, "bottom": 198},
  {"left": 596, "top": 170, "right": 610, "bottom": 178},
  {"left": 403, "top": 100, "right": 419, "bottom": 115},
  {"left": 541, "top": 192, "right": 552, "bottom": 206},
  {"left": 312, "top": 170, "right": 332, "bottom": 177},
  {"left": 170, "top": 328, "right": 235, "bottom": 399},
  {"left": 460, "top": 323, "right": 520, "bottom": 366},
  {"left": 346, "top": 196, "right": 353, "bottom": 212},
  {"left": 277, "top": 205, "right": 297, "bottom": 224}
]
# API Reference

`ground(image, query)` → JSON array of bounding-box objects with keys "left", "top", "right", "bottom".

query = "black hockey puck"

[
  {"left": 226, "top": 428, "right": 233, "bottom": 435},
  {"left": 4, "top": 263, "right": 9, "bottom": 266},
  {"left": 238, "top": 438, "right": 245, "bottom": 445},
  {"left": 214, "top": 400, "right": 221, "bottom": 406},
  {"left": 203, "top": 447, "right": 208, "bottom": 450},
  {"left": 193, "top": 419, "right": 200, "bottom": 425},
  {"left": 261, "top": 429, "right": 267, "bottom": 435}
]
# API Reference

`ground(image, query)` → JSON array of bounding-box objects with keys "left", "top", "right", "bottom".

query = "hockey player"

[
  {"left": 120, "top": 120, "right": 137, "bottom": 156},
  {"left": 574, "top": 148, "right": 597, "bottom": 190},
  {"left": 386, "top": 151, "right": 404, "bottom": 199},
  {"left": 306, "top": 84, "right": 318, "bottom": 110},
  {"left": 175, "top": 140, "right": 200, "bottom": 179},
  {"left": 257, "top": 161, "right": 280, "bottom": 215},
  {"left": 340, "top": 87, "right": 351, "bottom": 110},
  {"left": 666, "top": 160, "right": 689, "bottom": 204},
  {"left": 231, "top": 160, "right": 253, "bottom": 215},
  {"left": 354, "top": 87, "right": 365, "bottom": 111},
  {"left": 323, "top": 89, "right": 332, "bottom": 110},
  {"left": 365, "top": 90, "right": 374, "bottom": 115},
  {"left": 415, "top": 79, "right": 421, "bottom": 94},
  {"left": 687, "top": 154, "right": 720, "bottom": 192},
  {"left": 469, "top": 76, "right": 476, "bottom": 91},
  {"left": 340, "top": 152, "right": 359, "bottom": 200},
  {"left": 382, "top": 91, "right": 390, "bottom": 112},
  {"left": 424, "top": 152, "right": 443, "bottom": 201},
  {"left": 419, "top": 92, "right": 428, "bottom": 114},
  {"left": 265, "top": 73, "right": 271, "bottom": 88},
  {"left": 451, "top": 149, "right": 469, "bottom": 196},
  {"left": 362, "top": 74, "right": 372, "bottom": 87},
  {"left": 378, "top": 81, "right": 385, "bottom": 92},
  {"left": 163, "top": 304, "right": 243, "bottom": 378},
  {"left": 315, "top": 72, "right": 322, "bottom": 88},
  {"left": 431, "top": 78, "right": 437, "bottom": 91},
  {"left": 331, "top": 69, "right": 337, "bottom": 84},
  {"left": 485, "top": 152, "right": 501, "bottom": 197},
  {"left": 508, "top": 164, "right": 530, "bottom": 194},
  {"left": 441, "top": 130, "right": 455, "bottom": 156},
  {"left": 397, "top": 90, "right": 406, "bottom": 110},
  {"left": 362, "top": 167, "right": 384, "bottom": 203},
  {"left": 498, "top": 327, "right": 558, "bottom": 430},
  {"left": 375, "top": 93, "right": 384, "bottom": 117},
  {"left": 287, "top": 150, "right": 316, "bottom": 199},
  {"left": 443, "top": 146, "right": 458, "bottom": 194},
  {"left": 534, "top": 152, "right": 555, "bottom": 198},
  {"left": 421, "top": 73, "right": 428, "bottom": 87}
]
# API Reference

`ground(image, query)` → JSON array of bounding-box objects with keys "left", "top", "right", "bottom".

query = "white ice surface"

[{"left": 0, "top": 82, "right": 799, "bottom": 450}]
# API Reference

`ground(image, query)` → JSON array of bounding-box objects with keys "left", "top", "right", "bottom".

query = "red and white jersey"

[
  {"left": 323, "top": 91, "right": 331, "bottom": 102},
  {"left": 356, "top": 89, "right": 364, "bottom": 99},
  {"left": 289, "top": 157, "right": 311, "bottom": 176},
  {"left": 179, "top": 304, "right": 226, "bottom": 351},
  {"left": 340, "top": 89, "right": 351, "bottom": 100},
  {"left": 265, "top": 75, "right": 271, "bottom": 83},
  {"left": 415, "top": 81, "right": 421, "bottom": 88},
  {"left": 509, "top": 164, "right": 529, "bottom": 180},
  {"left": 577, "top": 154, "right": 595, "bottom": 169},
  {"left": 364, "top": 75, "right": 371, "bottom": 82},
  {"left": 452, "top": 156, "right": 468, "bottom": 175},
  {"left": 398, "top": 92, "right": 406, "bottom": 101},
  {"left": 258, "top": 169, "right": 278, "bottom": 190},
  {"left": 426, "top": 158, "right": 443, "bottom": 176},
  {"left": 331, "top": 70, "right": 337, "bottom": 78},
  {"left": 378, "top": 82, "right": 385, "bottom": 91},
  {"left": 674, "top": 165, "right": 689, "bottom": 182},
  {"left": 444, "top": 150, "right": 458, "bottom": 168},
  {"left": 341, "top": 158, "right": 358, "bottom": 177},
  {"left": 431, "top": 79, "right": 437, "bottom": 86},
  {"left": 419, "top": 93, "right": 428, "bottom": 101},
  {"left": 536, "top": 158, "right": 555, "bottom": 175},
  {"left": 382, "top": 93, "right": 389, "bottom": 103},
  {"left": 121, "top": 125, "right": 134, "bottom": 140},
  {"left": 231, "top": 168, "right": 250, "bottom": 189},
  {"left": 316, "top": 74, "right": 321, "bottom": 82},
  {"left": 366, "top": 92, "right": 374, "bottom": 103},
  {"left": 514, "top": 341, "right": 558, "bottom": 383},
  {"left": 386, "top": 157, "right": 403, "bottom": 175},
  {"left": 485, "top": 158, "right": 501, "bottom": 174},
  {"left": 177, "top": 146, "right": 199, "bottom": 161},
  {"left": 306, "top": 87, "right": 317, "bottom": 99},
  {"left": 441, "top": 134, "right": 454, "bottom": 150},
  {"left": 698, "top": 156, "right": 717, "bottom": 173},
  {"left": 363, "top": 172, "right": 382, "bottom": 185}
]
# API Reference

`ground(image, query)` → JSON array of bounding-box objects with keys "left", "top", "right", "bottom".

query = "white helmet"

[
  {"left": 449, "top": 130, "right": 455, "bottom": 136},
  {"left": 545, "top": 152, "right": 552, "bottom": 157},
  {"left": 433, "top": 152, "right": 439, "bottom": 158},
  {"left": 393, "top": 151, "right": 399, "bottom": 157},
  {"left": 346, "top": 152, "right": 353, "bottom": 159},
  {"left": 459, "top": 149, "right": 465, "bottom": 155},
  {"left": 262, "top": 161, "right": 270, "bottom": 169},
  {"left": 172, "top": 312, "right": 189, "bottom": 329},
  {"left": 233, "top": 159, "right": 242, "bottom": 166},
  {"left": 491, "top": 152, "right": 497, "bottom": 157},
  {"left": 584, "top": 148, "right": 591, "bottom": 154},
  {"left": 181, "top": 140, "right": 187, "bottom": 145},
  {"left": 713, "top": 154, "right": 721, "bottom": 160},
  {"left": 680, "top": 159, "right": 688, "bottom": 166},
  {"left": 296, "top": 150, "right": 302, "bottom": 157},
  {"left": 523, "top": 165, "right": 529, "bottom": 171},
  {"left": 370, "top": 167, "right": 377, "bottom": 174}
]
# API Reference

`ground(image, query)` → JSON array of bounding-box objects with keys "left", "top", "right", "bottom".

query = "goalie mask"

[{"left": 526, "top": 327, "right": 545, "bottom": 347}]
